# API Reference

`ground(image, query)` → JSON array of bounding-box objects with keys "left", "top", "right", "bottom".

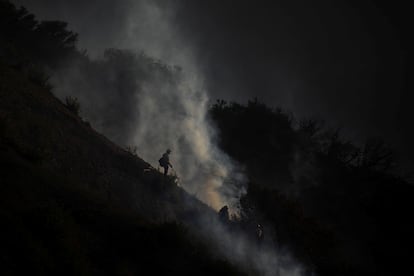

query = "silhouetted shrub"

[
  {"left": 65, "top": 96, "right": 80, "bottom": 116},
  {"left": 125, "top": 145, "right": 138, "bottom": 156}
]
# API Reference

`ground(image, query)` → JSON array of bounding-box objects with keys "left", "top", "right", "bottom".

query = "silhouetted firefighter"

[
  {"left": 218, "top": 205, "right": 230, "bottom": 223},
  {"left": 256, "top": 224, "right": 264, "bottom": 246},
  {"left": 159, "top": 149, "right": 173, "bottom": 175}
]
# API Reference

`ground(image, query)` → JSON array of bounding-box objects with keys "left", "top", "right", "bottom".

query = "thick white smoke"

[{"left": 126, "top": 55, "right": 247, "bottom": 211}]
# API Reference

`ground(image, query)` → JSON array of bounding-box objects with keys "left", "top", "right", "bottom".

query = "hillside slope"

[{"left": 0, "top": 64, "right": 242, "bottom": 275}]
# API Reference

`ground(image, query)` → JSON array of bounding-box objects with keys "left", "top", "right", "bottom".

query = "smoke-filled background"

[
  {"left": 13, "top": 0, "right": 249, "bottom": 212},
  {"left": 14, "top": 0, "right": 411, "bottom": 176}
]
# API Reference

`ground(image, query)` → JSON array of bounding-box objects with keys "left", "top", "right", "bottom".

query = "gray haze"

[
  {"left": 31, "top": 0, "right": 246, "bottom": 212},
  {"left": 14, "top": 0, "right": 411, "bottom": 175},
  {"left": 14, "top": 0, "right": 245, "bottom": 209}
]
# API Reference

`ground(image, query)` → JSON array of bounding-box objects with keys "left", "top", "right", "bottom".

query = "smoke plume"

[{"left": 49, "top": 0, "right": 246, "bottom": 212}]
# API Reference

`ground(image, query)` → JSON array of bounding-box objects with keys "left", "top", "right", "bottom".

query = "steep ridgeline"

[{"left": 0, "top": 64, "right": 243, "bottom": 275}]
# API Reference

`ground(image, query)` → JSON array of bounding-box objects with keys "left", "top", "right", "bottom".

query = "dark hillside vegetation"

[
  {"left": 0, "top": 3, "right": 245, "bottom": 274},
  {"left": 0, "top": 0, "right": 79, "bottom": 68},
  {"left": 0, "top": 63, "right": 244, "bottom": 275},
  {"left": 210, "top": 100, "right": 414, "bottom": 275}
]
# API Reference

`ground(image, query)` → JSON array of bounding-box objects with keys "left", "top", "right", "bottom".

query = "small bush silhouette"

[
  {"left": 125, "top": 145, "right": 138, "bottom": 156},
  {"left": 65, "top": 96, "right": 80, "bottom": 116}
]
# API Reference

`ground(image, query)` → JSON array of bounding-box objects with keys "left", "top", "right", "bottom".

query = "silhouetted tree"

[
  {"left": 0, "top": 0, "right": 80, "bottom": 69},
  {"left": 357, "top": 138, "right": 394, "bottom": 171}
]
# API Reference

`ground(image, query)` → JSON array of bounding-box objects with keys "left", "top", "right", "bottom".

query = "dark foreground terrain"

[{"left": 0, "top": 64, "right": 244, "bottom": 275}]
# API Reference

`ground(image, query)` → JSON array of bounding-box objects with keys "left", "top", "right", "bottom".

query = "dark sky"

[
  {"left": 14, "top": 0, "right": 412, "bottom": 171},
  {"left": 173, "top": 1, "right": 408, "bottom": 132}
]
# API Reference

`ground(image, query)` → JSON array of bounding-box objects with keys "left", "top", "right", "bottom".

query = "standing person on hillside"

[
  {"left": 159, "top": 149, "right": 173, "bottom": 176},
  {"left": 256, "top": 224, "right": 264, "bottom": 246},
  {"left": 218, "top": 205, "right": 230, "bottom": 223}
]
